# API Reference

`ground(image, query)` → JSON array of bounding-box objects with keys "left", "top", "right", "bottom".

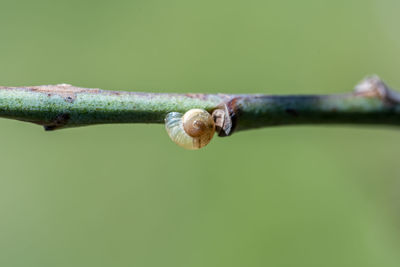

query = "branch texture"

[{"left": 0, "top": 76, "right": 399, "bottom": 136}]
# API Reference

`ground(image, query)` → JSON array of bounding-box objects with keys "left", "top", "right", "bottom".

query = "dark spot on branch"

[
  {"left": 44, "top": 113, "right": 70, "bottom": 131},
  {"left": 285, "top": 108, "right": 298, "bottom": 117}
]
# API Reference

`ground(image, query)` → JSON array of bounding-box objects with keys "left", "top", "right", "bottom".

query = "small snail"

[{"left": 165, "top": 109, "right": 215, "bottom": 150}]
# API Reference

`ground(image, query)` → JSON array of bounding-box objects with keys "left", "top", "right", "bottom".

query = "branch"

[{"left": 0, "top": 76, "right": 399, "bottom": 136}]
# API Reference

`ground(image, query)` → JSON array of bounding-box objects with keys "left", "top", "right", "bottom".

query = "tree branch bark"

[{"left": 0, "top": 76, "right": 399, "bottom": 136}]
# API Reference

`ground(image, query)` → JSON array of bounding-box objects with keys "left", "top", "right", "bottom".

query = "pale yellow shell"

[{"left": 165, "top": 109, "right": 215, "bottom": 150}]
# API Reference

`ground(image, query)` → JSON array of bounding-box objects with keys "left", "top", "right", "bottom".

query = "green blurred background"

[{"left": 1, "top": 0, "right": 400, "bottom": 266}]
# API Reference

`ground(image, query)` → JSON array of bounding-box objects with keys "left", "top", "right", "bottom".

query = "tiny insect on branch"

[{"left": 0, "top": 76, "right": 399, "bottom": 149}]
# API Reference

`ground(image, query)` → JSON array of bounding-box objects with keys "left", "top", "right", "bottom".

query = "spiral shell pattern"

[{"left": 165, "top": 109, "right": 215, "bottom": 150}]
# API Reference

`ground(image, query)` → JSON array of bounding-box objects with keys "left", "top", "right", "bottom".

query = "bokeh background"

[{"left": 1, "top": 0, "right": 400, "bottom": 266}]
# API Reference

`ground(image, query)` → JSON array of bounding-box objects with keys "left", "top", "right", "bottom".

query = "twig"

[{"left": 0, "top": 76, "right": 399, "bottom": 136}]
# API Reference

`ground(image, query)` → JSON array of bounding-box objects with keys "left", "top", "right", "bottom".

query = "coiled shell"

[{"left": 165, "top": 109, "right": 215, "bottom": 150}]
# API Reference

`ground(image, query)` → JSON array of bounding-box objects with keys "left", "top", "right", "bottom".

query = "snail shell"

[{"left": 165, "top": 109, "right": 215, "bottom": 150}]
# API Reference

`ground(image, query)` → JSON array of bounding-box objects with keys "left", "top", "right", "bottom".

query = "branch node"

[
  {"left": 354, "top": 75, "right": 400, "bottom": 104},
  {"left": 212, "top": 97, "right": 240, "bottom": 137}
]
